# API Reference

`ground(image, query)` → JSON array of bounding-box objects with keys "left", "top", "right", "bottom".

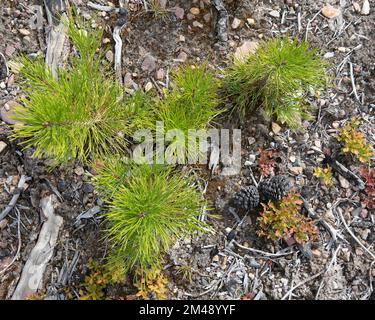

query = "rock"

[
  {"left": 0, "top": 219, "right": 8, "bottom": 230},
  {"left": 144, "top": 81, "right": 153, "bottom": 92},
  {"left": 155, "top": 68, "right": 165, "bottom": 80},
  {"left": 174, "top": 6, "right": 184, "bottom": 19},
  {"left": 0, "top": 141, "right": 7, "bottom": 154},
  {"left": 338, "top": 175, "right": 350, "bottom": 189},
  {"left": 353, "top": 2, "right": 361, "bottom": 12},
  {"left": 234, "top": 41, "right": 258, "bottom": 61},
  {"left": 192, "top": 21, "right": 204, "bottom": 28},
  {"left": 5, "top": 45, "right": 15, "bottom": 57},
  {"left": 231, "top": 17, "right": 242, "bottom": 29},
  {"left": 361, "top": 0, "right": 370, "bottom": 15},
  {"left": 178, "top": 35, "right": 185, "bottom": 42},
  {"left": 0, "top": 82, "right": 5, "bottom": 89},
  {"left": 322, "top": 5, "right": 341, "bottom": 18},
  {"left": 124, "top": 73, "right": 138, "bottom": 90},
  {"left": 19, "top": 28, "right": 31, "bottom": 36},
  {"left": 1, "top": 100, "right": 20, "bottom": 125},
  {"left": 269, "top": 10, "right": 280, "bottom": 18},
  {"left": 271, "top": 122, "right": 281, "bottom": 134},
  {"left": 176, "top": 51, "right": 188, "bottom": 62},
  {"left": 247, "top": 18, "right": 255, "bottom": 25},
  {"left": 324, "top": 52, "right": 335, "bottom": 59},
  {"left": 141, "top": 54, "right": 157, "bottom": 72},
  {"left": 102, "top": 38, "right": 111, "bottom": 44},
  {"left": 190, "top": 7, "right": 200, "bottom": 15},
  {"left": 311, "top": 249, "right": 321, "bottom": 257},
  {"left": 340, "top": 248, "right": 351, "bottom": 262},
  {"left": 105, "top": 50, "right": 113, "bottom": 62},
  {"left": 203, "top": 13, "right": 211, "bottom": 23},
  {"left": 74, "top": 166, "right": 85, "bottom": 176},
  {"left": 290, "top": 166, "right": 303, "bottom": 175},
  {"left": 359, "top": 229, "right": 370, "bottom": 241}
]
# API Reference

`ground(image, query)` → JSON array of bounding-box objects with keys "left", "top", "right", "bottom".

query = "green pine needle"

[
  {"left": 155, "top": 63, "right": 223, "bottom": 134},
  {"left": 223, "top": 37, "right": 328, "bottom": 128},
  {"left": 93, "top": 161, "right": 210, "bottom": 278},
  {"left": 11, "top": 14, "right": 152, "bottom": 164}
]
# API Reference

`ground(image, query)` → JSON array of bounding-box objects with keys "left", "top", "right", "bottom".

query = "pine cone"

[
  {"left": 231, "top": 185, "right": 260, "bottom": 211},
  {"left": 258, "top": 175, "right": 291, "bottom": 201}
]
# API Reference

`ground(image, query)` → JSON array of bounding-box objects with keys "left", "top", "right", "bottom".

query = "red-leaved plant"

[
  {"left": 360, "top": 167, "right": 375, "bottom": 209},
  {"left": 257, "top": 193, "right": 319, "bottom": 244}
]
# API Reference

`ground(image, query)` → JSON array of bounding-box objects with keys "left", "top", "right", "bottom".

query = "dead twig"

[
  {"left": 315, "top": 245, "right": 341, "bottom": 300},
  {"left": 233, "top": 240, "right": 296, "bottom": 258},
  {"left": 281, "top": 268, "right": 325, "bottom": 300},
  {"left": 334, "top": 199, "right": 375, "bottom": 261},
  {"left": 113, "top": 8, "right": 128, "bottom": 85},
  {"left": 0, "top": 175, "right": 31, "bottom": 221},
  {"left": 348, "top": 61, "right": 361, "bottom": 103}
]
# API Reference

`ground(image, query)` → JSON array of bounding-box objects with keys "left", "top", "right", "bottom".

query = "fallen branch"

[
  {"left": 212, "top": 0, "right": 228, "bottom": 43},
  {"left": 11, "top": 195, "right": 63, "bottom": 300},
  {"left": 315, "top": 245, "right": 341, "bottom": 300},
  {"left": 0, "top": 175, "right": 31, "bottom": 221},
  {"left": 44, "top": 0, "right": 67, "bottom": 79},
  {"left": 233, "top": 240, "right": 296, "bottom": 258}
]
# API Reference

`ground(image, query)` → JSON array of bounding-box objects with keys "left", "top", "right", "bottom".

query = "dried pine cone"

[
  {"left": 258, "top": 175, "right": 291, "bottom": 201},
  {"left": 231, "top": 185, "right": 260, "bottom": 211}
]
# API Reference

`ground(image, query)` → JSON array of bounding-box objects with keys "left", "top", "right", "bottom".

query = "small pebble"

[
  {"left": 231, "top": 17, "right": 242, "bottom": 29},
  {"left": 322, "top": 5, "right": 341, "bottom": 18},
  {"left": 0, "top": 141, "right": 7, "bottom": 154},
  {"left": 361, "top": 0, "right": 370, "bottom": 15},
  {"left": 190, "top": 7, "right": 200, "bottom": 15},
  {"left": 192, "top": 21, "right": 204, "bottom": 28},
  {"left": 269, "top": 10, "right": 280, "bottom": 18},
  {"left": 19, "top": 28, "right": 31, "bottom": 36}
]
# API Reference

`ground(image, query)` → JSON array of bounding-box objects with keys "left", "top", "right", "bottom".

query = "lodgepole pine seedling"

[
  {"left": 11, "top": 13, "right": 152, "bottom": 164},
  {"left": 93, "top": 161, "right": 209, "bottom": 281},
  {"left": 154, "top": 63, "right": 223, "bottom": 162},
  {"left": 223, "top": 37, "right": 328, "bottom": 128},
  {"left": 155, "top": 63, "right": 222, "bottom": 133}
]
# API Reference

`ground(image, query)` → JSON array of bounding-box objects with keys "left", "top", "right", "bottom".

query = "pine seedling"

[
  {"left": 223, "top": 37, "right": 328, "bottom": 128},
  {"left": 154, "top": 63, "right": 222, "bottom": 162},
  {"left": 336, "top": 118, "right": 374, "bottom": 163},
  {"left": 257, "top": 193, "right": 319, "bottom": 244},
  {"left": 94, "top": 161, "right": 210, "bottom": 281},
  {"left": 313, "top": 165, "right": 333, "bottom": 186},
  {"left": 11, "top": 14, "right": 152, "bottom": 164},
  {"left": 155, "top": 63, "right": 222, "bottom": 134}
]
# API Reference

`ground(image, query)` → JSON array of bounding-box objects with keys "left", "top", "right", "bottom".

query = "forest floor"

[{"left": 0, "top": 0, "right": 374, "bottom": 300}]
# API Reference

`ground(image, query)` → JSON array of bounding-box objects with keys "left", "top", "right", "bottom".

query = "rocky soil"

[{"left": 0, "top": 0, "right": 374, "bottom": 300}]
